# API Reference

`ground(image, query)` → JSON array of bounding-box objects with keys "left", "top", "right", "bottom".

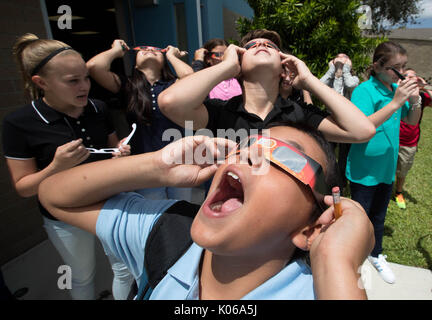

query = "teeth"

[
  {"left": 227, "top": 171, "right": 240, "bottom": 182},
  {"left": 210, "top": 201, "right": 223, "bottom": 211}
]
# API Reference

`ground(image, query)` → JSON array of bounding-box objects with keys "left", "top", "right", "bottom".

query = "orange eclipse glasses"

[
  {"left": 243, "top": 40, "right": 280, "bottom": 51},
  {"left": 209, "top": 52, "right": 224, "bottom": 59},
  {"left": 228, "top": 135, "right": 330, "bottom": 212},
  {"left": 133, "top": 46, "right": 166, "bottom": 53}
]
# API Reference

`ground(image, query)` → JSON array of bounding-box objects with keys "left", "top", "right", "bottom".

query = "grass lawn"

[{"left": 380, "top": 107, "right": 432, "bottom": 270}]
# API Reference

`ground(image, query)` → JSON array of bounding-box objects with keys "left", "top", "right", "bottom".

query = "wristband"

[{"left": 410, "top": 96, "right": 422, "bottom": 110}]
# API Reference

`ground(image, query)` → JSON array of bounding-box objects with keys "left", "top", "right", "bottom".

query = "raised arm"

[
  {"left": 319, "top": 61, "right": 335, "bottom": 86},
  {"left": 360, "top": 78, "right": 421, "bottom": 128},
  {"left": 164, "top": 45, "right": 193, "bottom": 79},
  {"left": 158, "top": 44, "right": 245, "bottom": 130},
  {"left": 86, "top": 39, "right": 128, "bottom": 93},
  {"left": 342, "top": 63, "right": 359, "bottom": 89},
  {"left": 281, "top": 53, "right": 376, "bottom": 143},
  {"left": 38, "top": 136, "right": 235, "bottom": 233}
]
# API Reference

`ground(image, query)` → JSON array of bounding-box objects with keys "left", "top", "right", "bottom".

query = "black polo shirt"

[
  {"left": 119, "top": 75, "right": 185, "bottom": 155},
  {"left": 204, "top": 95, "right": 329, "bottom": 136},
  {"left": 2, "top": 98, "right": 115, "bottom": 219}
]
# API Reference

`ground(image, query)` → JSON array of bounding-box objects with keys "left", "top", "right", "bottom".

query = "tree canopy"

[{"left": 363, "top": 0, "right": 422, "bottom": 34}]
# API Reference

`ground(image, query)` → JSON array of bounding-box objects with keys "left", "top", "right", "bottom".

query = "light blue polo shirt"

[
  {"left": 96, "top": 192, "right": 316, "bottom": 300},
  {"left": 346, "top": 76, "right": 410, "bottom": 186}
]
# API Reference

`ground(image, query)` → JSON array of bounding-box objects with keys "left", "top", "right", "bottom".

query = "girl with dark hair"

[
  {"left": 87, "top": 39, "right": 195, "bottom": 201},
  {"left": 2, "top": 33, "right": 132, "bottom": 300},
  {"left": 346, "top": 41, "right": 422, "bottom": 284},
  {"left": 192, "top": 38, "right": 242, "bottom": 100},
  {"left": 87, "top": 39, "right": 192, "bottom": 153}
]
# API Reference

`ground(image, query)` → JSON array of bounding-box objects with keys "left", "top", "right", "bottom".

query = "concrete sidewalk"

[
  {"left": 1, "top": 239, "right": 114, "bottom": 300},
  {"left": 362, "top": 259, "right": 432, "bottom": 300},
  {"left": 2, "top": 239, "right": 431, "bottom": 300}
]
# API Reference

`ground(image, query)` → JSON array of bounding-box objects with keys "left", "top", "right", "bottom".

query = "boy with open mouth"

[{"left": 39, "top": 122, "right": 374, "bottom": 300}]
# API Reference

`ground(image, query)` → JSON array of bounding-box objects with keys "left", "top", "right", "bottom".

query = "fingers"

[
  {"left": 195, "top": 164, "right": 219, "bottom": 185},
  {"left": 113, "top": 39, "right": 129, "bottom": 51},
  {"left": 55, "top": 140, "right": 90, "bottom": 168},
  {"left": 113, "top": 144, "right": 131, "bottom": 158},
  {"left": 191, "top": 136, "right": 236, "bottom": 165},
  {"left": 397, "top": 79, "right": 420, "bottom": 99},
  {"left": 73, "top": 143, "right": 90, "bottom": 160},
  {"left": 63, "top": 139, "right": 84, "bottom": 152},
  {"left": 76, "top": 147, "right": 90, "bottom": 163},
  {"left": 224, "top": 44, "right": 246, "bottom": 60},
  {"left": 194, "top": 48, "right": 207, "bottom": 60},
  {"left": 320, "top": 195, "right": 366, "bottom": 225},
  {"left": 205, "top": 137, "right": 237, "bottom": 160}
]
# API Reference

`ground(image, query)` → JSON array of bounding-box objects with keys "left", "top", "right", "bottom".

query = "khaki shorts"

[{"left": 396, "top": 145, "right": 417, "bottom": 178}]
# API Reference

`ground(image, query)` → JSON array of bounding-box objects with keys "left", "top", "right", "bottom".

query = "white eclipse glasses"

[{"left": 86, "top": 123, "right": 136, "bottom": 154}]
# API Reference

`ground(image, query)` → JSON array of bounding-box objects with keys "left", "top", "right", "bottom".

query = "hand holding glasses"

[
  {"left": 87, "top": 123, "right": 136, "bottom": 154},
  {"left": 387, "top": 67, "right": 432, "bottom": 90}
]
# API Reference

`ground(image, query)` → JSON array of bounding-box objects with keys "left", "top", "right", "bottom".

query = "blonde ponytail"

[{"left": 12, "top": 33, "right": 77, "bottom": 100}]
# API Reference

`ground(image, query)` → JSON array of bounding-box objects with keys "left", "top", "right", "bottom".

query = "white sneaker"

[{"left": 368, "top": 254, "right": 396, "bottom": 284}]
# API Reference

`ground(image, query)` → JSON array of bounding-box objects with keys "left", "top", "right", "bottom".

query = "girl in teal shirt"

[{"left": 346, "top": 42, "right": 421, "bottom": 284}]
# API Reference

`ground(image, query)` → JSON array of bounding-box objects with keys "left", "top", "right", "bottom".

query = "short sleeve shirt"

[
  {"left": 96, "top": 192, "right": 316, "bottom": 300},
  {"left": 2, "top": 98, "right": 116, "bottom": 219},
  {"left": 203, "top": 95, "right": 328, "bottom": 138},
  {"left": 346, "top": 76, "right": 410, "bottom": 185}
]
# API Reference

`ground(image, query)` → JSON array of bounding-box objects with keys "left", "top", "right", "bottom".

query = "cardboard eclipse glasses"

[
  {"left": 243, "top": 40, "right": 280, "bottom": 51},
  {"left": 228, "top": 135, "right": 330, "bottom": 212},
  {"left": 133, "top": 46, "right": 166, "bottom": 53}
]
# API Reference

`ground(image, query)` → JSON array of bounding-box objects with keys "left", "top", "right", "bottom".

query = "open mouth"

[{"left": 203, "top": 169, "right": 245, "bottom": 217}]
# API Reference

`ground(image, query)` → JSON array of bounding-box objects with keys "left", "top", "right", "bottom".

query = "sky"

[{"left": 405, "top": 0, "right": 432, "bottom": 28}]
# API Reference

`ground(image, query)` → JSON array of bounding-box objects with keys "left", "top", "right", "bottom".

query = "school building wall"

[
  {"left": 0, "top": 0, "right": 49, "bottom": 266},
  {"left": 389, "top": 39, "right": 432, "bottom": 83},
  {"left": 132, "top": 0, "right": 253, "bottom": 61}
]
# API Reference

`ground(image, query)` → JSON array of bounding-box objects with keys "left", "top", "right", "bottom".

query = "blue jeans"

[
  {"left": 349, "top": 181, "right": 393, "bottom": 257},
  {"left": 43, "top": 217, "right": 133, "bottom": 300}
]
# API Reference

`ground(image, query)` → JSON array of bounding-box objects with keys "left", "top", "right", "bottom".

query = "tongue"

[{"left": 221, "top": 198, "right": 243, "bottom": 213}]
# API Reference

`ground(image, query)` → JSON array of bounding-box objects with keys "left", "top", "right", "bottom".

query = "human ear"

[
  {"left": 290, "top": 221, "right": 324, "bottom": 251},
  {"left": 31, "top": 75, "right": 47, "bottom": 91},
  {"left": 372, "top": 61, "right": 382, "bottom": 74}
]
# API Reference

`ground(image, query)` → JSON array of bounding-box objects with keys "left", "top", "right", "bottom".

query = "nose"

[
  {"left": 255, "top": 41, "right": 267, "bottom": 48},
  {"left": 80, "top": 78, "right": 90, "bottom": 91}
]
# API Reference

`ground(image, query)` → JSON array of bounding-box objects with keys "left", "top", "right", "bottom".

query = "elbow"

[
  {"left": 158, "top": 91, "right": 175, "bottom": 115},
  {"left": 86, "top": 60, "right": 98, "bottom": 77},
  {"left": 15, "top": 188, "right": 35, "bottom": 198},
  {"left": 14, "top": 181, "right": 37, "bottom": 198},
  {"left": 355, "top": 123, "right": 376, "bottom": 143},
  {"left": 86, "top": 60, "right": 95, "bottom": 72}
]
